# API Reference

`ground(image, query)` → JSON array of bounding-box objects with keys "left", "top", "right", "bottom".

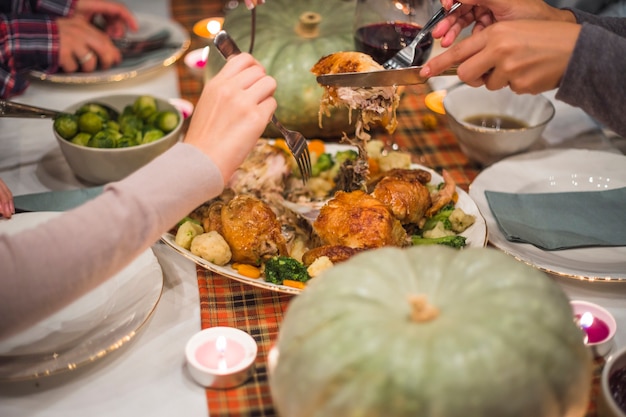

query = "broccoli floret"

[
  {"left": 264, "top": 256, "right": 310, "bottom": 285},
  {"left": 312, "top": 153, "right": 333, "bottom": 177},
  {"left": 334, "top": 149, "right": 358, "bottom": 165},
  {"left": 411, "top": 235, "right": 467, "bottom": 249},
  {"left": 422, "top": 203, "right": 456, "bottom": 231}
]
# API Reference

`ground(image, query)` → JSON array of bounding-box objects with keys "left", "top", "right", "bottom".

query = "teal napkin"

[
  {"left": 14, "top": 187, "right": 103, "bottom": 212},
  {"left": 484, "top": 187, "right": 626, "bottom": 250}
]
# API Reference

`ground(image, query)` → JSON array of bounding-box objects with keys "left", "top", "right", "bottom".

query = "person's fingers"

[
  {"left": 76, "top": 0, "right": 139, "bottom": 32},
  {"left": 244, "top": 0, "right": 266, "bottom": 10},
  {"left": 420, "top": 32, "right": 485, "bottom": 77},
  {"left": 0, "top": 180, "right": 14, "bottom": 219}
]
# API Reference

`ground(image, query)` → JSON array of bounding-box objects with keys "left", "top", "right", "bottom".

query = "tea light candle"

[
  {"left": 571, "top": 300, "right": 617, "bottom": 358},
  {"left": 186, "top": 327, "right": 258, "bottom": 389},
  {"left": 193, "top": 17, "right": 225, "bottom": 41},
  {"left": 184, "top": 47, "right": 210, "bottom": 79}
]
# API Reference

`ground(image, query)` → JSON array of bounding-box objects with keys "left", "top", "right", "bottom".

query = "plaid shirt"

[{"left": 0, "top": 0, "right": 76, "bottom": 98}]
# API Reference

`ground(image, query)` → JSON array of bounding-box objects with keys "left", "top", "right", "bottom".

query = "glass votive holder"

[
  {"left": 184, "top": 47, "right": 209, "bottom": 80},
  {"left": 192, "top": 17, "right": 225, "bottom": 43},
  {"left": 571, "top": 300, "right": 617, "bottom": 359},
  {"left": 186, "top": 327, "right": 258, "bottom": 389}
]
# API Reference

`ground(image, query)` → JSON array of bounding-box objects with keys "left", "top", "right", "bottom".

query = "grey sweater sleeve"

[
  {"left": 0, "top": 142, "right": 224, "bottom": 340},
  {"left": 556, "top": 9, "right": 626, "bottom": 137}
]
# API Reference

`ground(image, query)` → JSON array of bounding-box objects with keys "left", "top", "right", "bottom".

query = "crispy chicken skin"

[
  {"left": 371, "top": 176, "right": 432, "bottom": 224},
  {"left": 313, "top": 190, "right": 408, "bottom": 249},
  {"left": 221, "top": 194, "right": 288, "bottom": 265},
  {"left": 301, "top": 245, "right": 362, "bottom": 266},
  {"left": 369, "top": 168, "right": 432, "bottom": 188},
  {"left": 202, "top": 201, "right": 224, "bottom": 235}
]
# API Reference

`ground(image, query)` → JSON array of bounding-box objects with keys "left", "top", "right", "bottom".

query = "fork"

[
  {"left": 213, "top": 30, "right": 312, "bottom": 182},
  {"left": 383, "top": 2, "right": 462, "bottom": 70}
]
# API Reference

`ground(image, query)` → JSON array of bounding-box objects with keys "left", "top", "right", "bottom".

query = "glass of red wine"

[{"left": 354, "top": 0, "right": 435, "bottom": 66}]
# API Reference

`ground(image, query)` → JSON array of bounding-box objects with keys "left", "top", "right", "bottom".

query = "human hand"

[
  {"left": 244, "top": 0, "right": 266, "bottom": 10},
  {"left": 421, "top": 19, "right": 580, "bottom": 94},
  {"left": 0, "top": 179, "right": 14, "bottom": 219},
  {"left": 433, "top": 0, "right": 574, "bottom": 47},
  {"left": 184, "top": 53, "right": 277, "bottom": 180},
  {"left": 75, "top": 0, "right": 139, "bottom": 38}
]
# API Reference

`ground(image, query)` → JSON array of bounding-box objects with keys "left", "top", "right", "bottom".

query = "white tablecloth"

[{"left": 0, "top": 1, "right": 208, "bottom": 416}]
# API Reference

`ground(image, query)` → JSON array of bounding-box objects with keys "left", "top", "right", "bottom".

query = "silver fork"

[
  {"left": 213, "top": 31, "right": 312, "bottom": 182},
  {"left": 383, "top": 2, "right": 462, "bottom": 70}
]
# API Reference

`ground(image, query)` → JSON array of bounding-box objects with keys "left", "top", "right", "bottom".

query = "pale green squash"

[
  {"left": 207, "top": 0, "right": 357, "bottom": 139},
  {"left": 270, "top": 246, "right": 592, "bottom": 417}
]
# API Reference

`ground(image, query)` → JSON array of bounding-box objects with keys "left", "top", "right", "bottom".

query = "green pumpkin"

[
  {"left": 270, "top": 246, "right": 592, "bottom": 417},
  {"left": 207, "top": 0, "right": 357, "bottom": 139}
]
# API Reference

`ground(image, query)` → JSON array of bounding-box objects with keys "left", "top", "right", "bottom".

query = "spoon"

[{"left": 0, "top": 99, "right": 119, "bottom": 120}]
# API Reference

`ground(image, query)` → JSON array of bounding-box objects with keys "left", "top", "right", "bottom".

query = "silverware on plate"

[
  {"left": 383, "top": 2, "right": 461, "bottom": 70},
  {"left": 213, "top": 30, "right": 312, "bottom": 183},
  {"left": 316, "top": 65, "right": 458, "bottom": 88}
]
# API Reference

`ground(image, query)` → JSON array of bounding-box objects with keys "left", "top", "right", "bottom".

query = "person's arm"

[
  {"left": 31, "top": 0, "right": 75, "bottom": 17},
  {"left": 0, "top": 13, "right": 60, "bottom": 98},
  {"left": 0, "top": 179, "right": 14, "bottom": 219},
  {"left": 557, "top": 21, "right": 626, "bottom": 137},
  {"left": 568, "top": 8, "right": 626, "bottom": 36},
  {"left": 0, "top": 53, "right": 276, "bottom": 341}
]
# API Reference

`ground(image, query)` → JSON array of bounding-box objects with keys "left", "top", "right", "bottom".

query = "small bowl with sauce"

[
  {"left": 600, "top": 346, "right": 626, "bottom": 417},
  {"left": 443, "top": 85, "right": 555, "bottom": 166}
]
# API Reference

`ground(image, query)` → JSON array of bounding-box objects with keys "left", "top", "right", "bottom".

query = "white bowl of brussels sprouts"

[{"left": 53, "top": 94, "right": 183, "bottom": 184}]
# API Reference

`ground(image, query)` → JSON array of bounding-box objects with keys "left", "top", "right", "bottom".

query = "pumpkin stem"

[
  {"left": 408, "top": 295, "right": 439, "bottom": 323},
  {"left": 295, "top": 12, "right": 321, "bottom": 39}
]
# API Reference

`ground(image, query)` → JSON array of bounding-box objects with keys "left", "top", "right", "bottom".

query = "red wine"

[{"left": 354, "top": 22, "right": 433, "bottom": 65}]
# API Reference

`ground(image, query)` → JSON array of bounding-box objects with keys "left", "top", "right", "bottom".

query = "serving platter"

[
  {"left": 469, "top": 149, "right": 626, "bottom": 282},
  {"left": 161, "top": 144, "right": 488, "bottom": 294},
  {"left": 0, "top": 212, "right": 164, "bottom": 380},
  {"left": 29, "top": 13, "right": 190, "bottom": 84}
]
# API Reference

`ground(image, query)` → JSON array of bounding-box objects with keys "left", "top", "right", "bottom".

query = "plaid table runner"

[{"left": 197, "top": 266, "right": 293, "bottom": 416}]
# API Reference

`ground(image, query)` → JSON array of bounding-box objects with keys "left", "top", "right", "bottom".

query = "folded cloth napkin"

[
  {"left": 14, "top": 187, "right": 103, "bottom": 212},
  {"left": 484, "top": 187, "right": 626, "bottom": 250}
]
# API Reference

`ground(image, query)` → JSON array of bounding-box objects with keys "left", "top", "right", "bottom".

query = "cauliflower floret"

[
  {"left": 365, "top": 139, "right": 385, "bottom": 159},
  {"left": 423, "top": 221, "right": 456, "bottom": 239},
  {"left": 175, "top": 220, "right": 204, "bottom": 250},
  {"left": 307, "top": 256, "right": 334, "bottom": 278},
  {"left": 377, "top": 150, "right": 412, "bottom": 172},
  {"left": 190, "top": 231, "right": 232, "bottom": 266},
  {"left": 449, "top": 207, "right": 476, "bottom": 233}
]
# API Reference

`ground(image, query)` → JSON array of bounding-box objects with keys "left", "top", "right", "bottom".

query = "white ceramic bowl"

[
  {"left": 600, "top": 345, "right": 626, "bottom": 417},
  {"left": 55, "top": 94, "right": 182, "bottom": 184},
  {"left": 444, "top": 85, "right": 555, "bottom": 166}
]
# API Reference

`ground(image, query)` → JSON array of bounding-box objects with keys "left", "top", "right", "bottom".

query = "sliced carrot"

[
  {"left": 282, "top": 279, "right": 306, "bottom": 290},
  {"left": 307, "top": 139, "right": 326, "bottom": 157},
  {"left": 368, "top": 157, "right": 380, "bottom": 175},
  {"left": 452, "top": 191, "right": 459, "bottom": 204},
  {"left": 234, "top": 263, "right": 261, "bottom": 279},
  {"left": 272, "top": 139, "right": 290, "bottom": 155}
]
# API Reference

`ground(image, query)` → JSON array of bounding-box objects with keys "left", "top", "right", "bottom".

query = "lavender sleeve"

[
  {"left": 556, "top": 9, "right": 626, "bottom": 137},
  {"left": 0, "top": 143, "right": 224, "bottom": 340}
]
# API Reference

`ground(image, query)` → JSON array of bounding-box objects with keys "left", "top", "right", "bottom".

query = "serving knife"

[{"left": 316, "top": 66, "right": 458, "bottom": 88}]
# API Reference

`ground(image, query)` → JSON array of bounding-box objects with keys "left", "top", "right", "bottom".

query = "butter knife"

[{"left": 316, "top": 66, "right": 458, "bottom": 88}]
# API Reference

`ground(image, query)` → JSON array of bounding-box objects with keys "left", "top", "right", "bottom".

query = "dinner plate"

[
  {"left": 29, "top": 13, "right": 190, "bottom": 84},
  {"left": 0, "top": 212, "right": 164, "bottom": 380},
  {"left": 161, "top": 144, "right": 488, "bottom": 295},
  {"left": 469, "top": 149, "right": 626, "bottom": 282}
]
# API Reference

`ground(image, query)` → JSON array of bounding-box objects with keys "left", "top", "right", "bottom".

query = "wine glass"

[{"left": 353, "top": 0, "right": 434, "bottom": 66}]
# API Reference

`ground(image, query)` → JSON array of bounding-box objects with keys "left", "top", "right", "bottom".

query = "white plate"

[
  {"left": 161, "top": 144, "right": 488, "bottom": 294},
  {"left": 29, "top": 13, "right": 190, "bottom": 84},
  {"left": 0, "top": 212, "right": 164, "bottom": 380},
  {"left": 469, "top": 149, "right": 626, "bottom": 282}
]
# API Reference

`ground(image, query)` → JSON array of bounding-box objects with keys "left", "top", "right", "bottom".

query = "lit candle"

[
  {"left": 186, "top": 327, "right": 258, "bottom": 389},
  {"left": 577, "top": 312, "right": 611, "bottom": 344},
  {"left": 193, "top": 17, "right": 225, "bottom": 40}
]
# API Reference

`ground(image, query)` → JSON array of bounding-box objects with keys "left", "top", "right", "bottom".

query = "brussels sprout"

[
  {"left": 118, "top": 114, "right": 144, "bottom": 135},
  {"left": 78, "top": 112, "right": 104, "bottom": 135},
  {"left": 154, "top": 111, "right": 179, "bottom": 133},
  {"left": 117, "top": 133, "right": 140, "bottom": 148},
  {"left": 54, "top": 114, "right": 78, "bottom": 140},
  {"left": 87, "top": 130, "right": 118, "bottom": 148},
  {"left": 70, "top": 132, "right": 91, "bottom": 146},
  {"left": 133, "top": 95, "right": 158, "bottom": 120},
  {"left": 142, "top": 128, "right": 164, "bottom": 144},
  {"left": 76, "top": 103, "right": 111, "bottom": 121},
  {"left": 105, "top": 120, "right": 120, "bottom": 132}
]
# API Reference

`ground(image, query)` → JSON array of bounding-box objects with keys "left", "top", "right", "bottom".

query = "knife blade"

[{"left": 316, "top": 66, "right": 458, "bottom": 88}]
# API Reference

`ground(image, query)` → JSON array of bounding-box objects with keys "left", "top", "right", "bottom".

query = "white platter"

[
  {"left": 0, "top": 212, "right": 164, "bottom": 380},
  {"left": 29, "top": 13, "right": 190, "bottom": 84},
  {"left": 161, "top": 144, "right": 488, "bottom": 294},
  {"left": 469, "top": 149, "right": 626, "bottom": 282}
]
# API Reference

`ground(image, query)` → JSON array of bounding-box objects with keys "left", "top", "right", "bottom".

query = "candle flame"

[
  {"left": 206, "top": 19, "right": 223, "bottom": 36},
  {"left": 580, "top": 312, "right": 594, "bottom": 329},
  {"left": 216, "top": 335, "right": 227, "bottom": 355}
]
